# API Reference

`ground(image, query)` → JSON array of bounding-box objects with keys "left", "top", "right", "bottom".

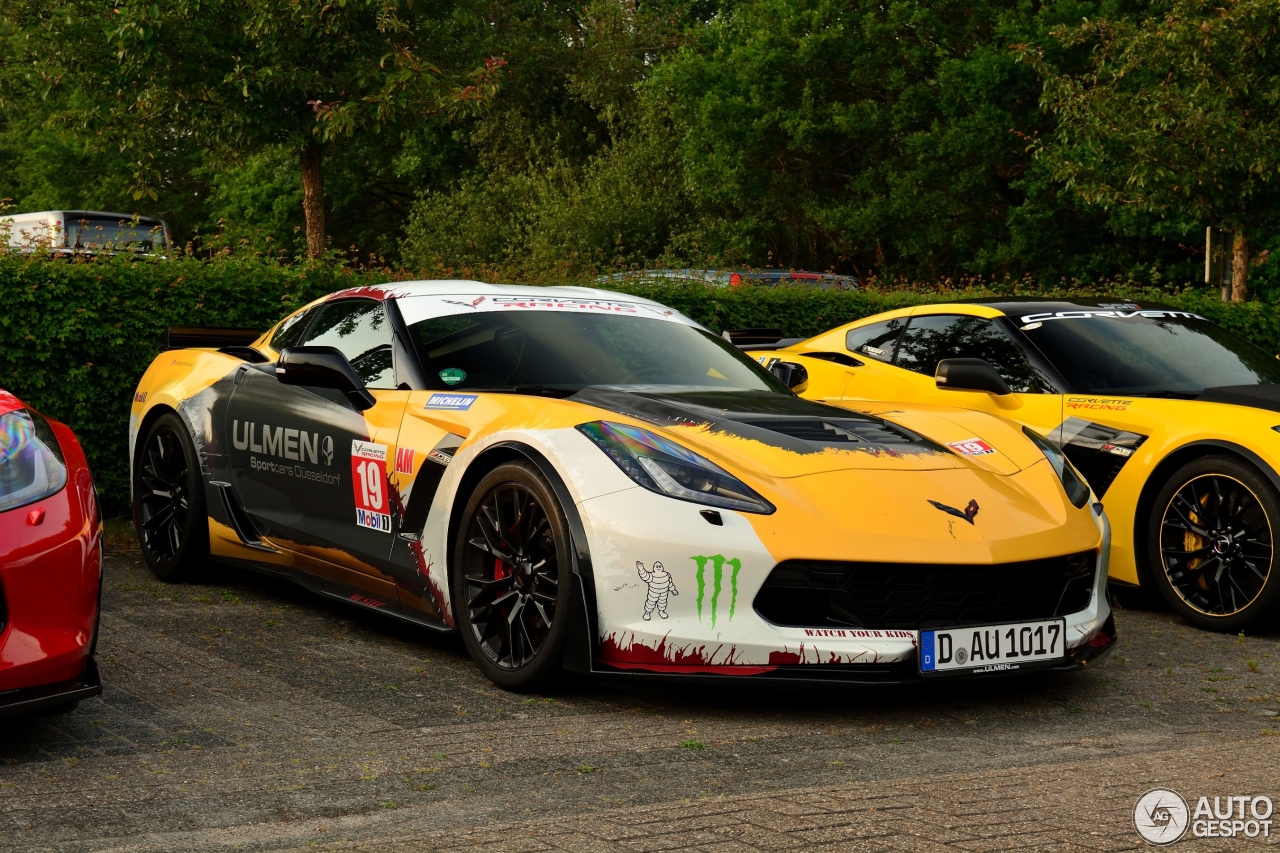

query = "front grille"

[
  {"left": 754, "top": 552, "right": 1097, "bottom": 630},
  {"left": 743, "top": 419, "right": 918, "bottom": 446}
]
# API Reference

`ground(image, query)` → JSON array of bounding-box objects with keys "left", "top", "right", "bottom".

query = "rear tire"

[
  {"left": 1146, "top": 455, "right": 1280, "bottom": 631},
  {"left": 451, "top": 462, "right": 579, "bottom": 691},
  {"left": 132, "top": 412, "right": 210, "bottom": 582}
]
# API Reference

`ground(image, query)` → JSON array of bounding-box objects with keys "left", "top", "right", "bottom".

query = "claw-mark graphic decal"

[
  {"left": 928, "top": 499, "right": 979, "bottom": 524},
  {"left": 636, "top": 561, "right": 678, "bottom": 620},
  {"left": 690, "top": 555, "right": 743, "bottom": 627}
]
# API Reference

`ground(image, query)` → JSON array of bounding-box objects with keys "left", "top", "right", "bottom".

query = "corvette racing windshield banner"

[{"left": 395, "top": 294, "right": 697, "bottom": 327}]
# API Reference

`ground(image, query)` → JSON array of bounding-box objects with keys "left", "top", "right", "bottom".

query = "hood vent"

[
  {"left": 743, "top": 418, "right": 918, "bottom": 447},
  {"left": 569, "top": 387, "right": 944, "bottom": 456}
]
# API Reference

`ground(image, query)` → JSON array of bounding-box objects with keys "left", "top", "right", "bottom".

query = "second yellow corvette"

[{"left": 749, "top": 297, "right": 1280, "bottom": 631}]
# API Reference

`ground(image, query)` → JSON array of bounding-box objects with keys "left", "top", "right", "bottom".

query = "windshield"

[
  {"left": 1019, "top": 309, "right": 1280, "bottom": 396},
  {"left": 406, "top": 310, "right": 788, "bottom": 393},
  {"left": 65, "top": 218, "right": 167, "bottom": 251}
]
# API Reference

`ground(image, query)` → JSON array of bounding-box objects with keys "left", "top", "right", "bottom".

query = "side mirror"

[
  {"left": 276, "top": 346, "right": 377, "bottom": 410},
  {"left": 769, "top": 360, "right": 809, "bottom": 390},
  {"left": 935, "top": 358, "right": 1011, "bottom": 396}
]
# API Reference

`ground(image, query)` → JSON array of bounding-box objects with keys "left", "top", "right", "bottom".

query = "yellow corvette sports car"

[
  {"left": 128, "top": 282, "right": 1114, "bottom": 689},
  {"left": 747, "top": 297, "right": 1280, "bottom": 631}
]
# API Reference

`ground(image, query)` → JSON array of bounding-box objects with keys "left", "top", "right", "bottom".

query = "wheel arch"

[
  {"left": 446, "top": 441, "right": 598, "bottom": 673},
  {"left": 130, "top": 404, "right": 181, "bottom": 502},
  {"left": 1133, "top": 439, "right": 1280, "bottom": 588}
]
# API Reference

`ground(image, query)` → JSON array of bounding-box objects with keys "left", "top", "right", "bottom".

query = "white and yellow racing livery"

[{"left": 129, "top": 282, "right": 1114, "bottom": 689}]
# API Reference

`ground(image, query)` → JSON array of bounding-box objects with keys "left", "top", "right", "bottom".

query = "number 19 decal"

[{"left": 351, "top": 440, "right": 392, "bottom": 533}]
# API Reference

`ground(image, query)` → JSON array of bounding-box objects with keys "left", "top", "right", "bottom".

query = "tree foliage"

[
  {"left": 3, "top": 0, "right": 501, "bottom": 257},
  {"left": 0, "top": 0, "right": 1277, "bottom": 291},
  {"left": 1024, "top": 0, "right": 1280, "bottom": 299}
]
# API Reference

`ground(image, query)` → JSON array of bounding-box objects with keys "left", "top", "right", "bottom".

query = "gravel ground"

[{"left": 1, "top": 545, "right": 1278, "bottom": 852}]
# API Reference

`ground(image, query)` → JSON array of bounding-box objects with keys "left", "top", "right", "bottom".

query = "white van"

[{"left": 0, "top": 210, "right": 171, "bottom": 254}]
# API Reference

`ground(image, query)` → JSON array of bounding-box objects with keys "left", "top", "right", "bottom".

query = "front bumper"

[
  {"left": 598, "top": 615, "right": 1117, "bottom": 685},
  {"left": 579, "top": 486, "right": 1116, "bottom": 683},
  {"left": 0, "top": 658, "right": 101, "bottom": 719}
]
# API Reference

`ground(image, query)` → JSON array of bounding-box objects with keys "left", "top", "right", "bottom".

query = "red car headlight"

[{"left": 0, "top": 408, "right": 67, "bottom": 512}]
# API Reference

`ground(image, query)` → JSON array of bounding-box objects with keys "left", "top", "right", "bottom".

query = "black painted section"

[
  {"left": 397, "top": 433, "right": 465, "bottom": 541},
  {"left": 570, "top": 387, "right": 945, "bottom": 455},
  {"left": 1050, "top": 417, "right": 1147, "bottom": 498},
  {"left": 222, "top": 367, "right": 396, "bottom": 569}
]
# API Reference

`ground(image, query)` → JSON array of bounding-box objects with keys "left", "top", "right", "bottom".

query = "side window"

[
  {"left": 270, "top": 308, "right": 316, "bottom": 352},
  {"left": 845, "top": 318, "right": 906, "bottom": 363},
  {"left": 303, "top": 299, "right": 396, "bottom": 389},
  {"left": 893, "top": 314, "right": 1037, "bottom": 393}
]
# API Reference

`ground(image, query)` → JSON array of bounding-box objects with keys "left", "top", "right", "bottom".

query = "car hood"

[
  {"left": 749, "top": 462, "right": 1098, "bottom": 564},
  {"left": 1197, "top": 384, "right": 1280, "bottom": 411},
  {"left": 569, "top": 387, "right": 1030, "bottom": 478}
]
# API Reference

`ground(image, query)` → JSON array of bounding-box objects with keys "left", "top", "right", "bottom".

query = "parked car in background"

[
  {"left": 0, "top": 389, "right": 103, "bottom": 719},
  {"left": 1, "top": 210, "right": 171, "bottom": 255},
  {"left": 602, "top": 269, "right": 862, "bottom": 290},
  {"left": 744, "top": 298, "right": 1280, "bottom": 632}
]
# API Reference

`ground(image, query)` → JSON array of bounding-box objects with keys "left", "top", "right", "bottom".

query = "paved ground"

[{"left": 2, "top": 545, "right": 1279, "bottom": 852}]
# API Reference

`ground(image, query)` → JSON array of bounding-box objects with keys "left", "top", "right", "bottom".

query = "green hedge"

[
  {"left": 3, "top": 256, "right": 1279, "bottom": 515},
  {"left": 0, "top": 256, "right": 378, "bottom": 513}
]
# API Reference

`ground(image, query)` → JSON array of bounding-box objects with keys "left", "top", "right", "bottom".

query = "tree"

[
  {"left": 398, "top": 0, "right": 708, "bottom": 275},
  {"left": 7, "top": 0, "right": 502, "bottom": 258},
  {"left": 1024, "top": 0, "right": 1280, "bottom": 301},
  {"left": 646, "top": 0, "right": 1098, "bottom": 279}
]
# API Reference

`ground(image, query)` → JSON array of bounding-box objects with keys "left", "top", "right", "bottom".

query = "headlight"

[
  {"left": 0, "top": 408, "right": 68, "bottom": 512},
  {"left": 1023, "top": 426, "right": 1090, "bottom": 509},
  {"left": 577, "top": 421, "right": 775, "bottom": 514}
]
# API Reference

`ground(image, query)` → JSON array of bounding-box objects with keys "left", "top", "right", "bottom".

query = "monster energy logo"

[{"left": 690, "top": 555, "right": 742, "bottom": 628}]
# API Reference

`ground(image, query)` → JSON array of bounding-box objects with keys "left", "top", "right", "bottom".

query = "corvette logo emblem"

[{"left": 928, "top": 499, "right": 980, "bottom": 524}]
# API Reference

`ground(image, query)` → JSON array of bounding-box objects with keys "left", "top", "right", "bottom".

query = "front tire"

[
  {"left": 132, "top": 412, "right": 209, "bottom": 582},
  {"left": 451, "top": 462, "right": 579, "bottom": 691},
  {"left": 1147, "top": 455, "right": 1280, "bottom": 631}
]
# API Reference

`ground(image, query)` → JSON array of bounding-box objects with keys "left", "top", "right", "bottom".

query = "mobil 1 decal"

[{"left": 351, "top": 440, "right": 392, "bottom": 532}]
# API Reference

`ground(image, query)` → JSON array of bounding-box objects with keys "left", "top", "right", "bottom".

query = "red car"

[{"left": 0, "top": 389, "right": 102, "bottom": 718}]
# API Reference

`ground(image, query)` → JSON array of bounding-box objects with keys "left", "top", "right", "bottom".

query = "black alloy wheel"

[
  {"left": 452, "top": 461, "right": 578, "bottom": 690},
  {"left": 132, "top": 412, "right": 209, "bottom": 582},
  {"left": 1149, "top": 455, "right": 1280, "bottom": 631}
]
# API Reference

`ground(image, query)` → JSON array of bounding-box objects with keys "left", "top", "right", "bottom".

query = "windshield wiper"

[
  {"left": 1124, "top": 390, "right": 1201, "bottom": 400},
  {"left": 462, "top": 385, "right": 578, "bottom": 399}
]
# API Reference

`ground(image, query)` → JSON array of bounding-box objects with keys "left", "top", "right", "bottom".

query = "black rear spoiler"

[
  {"left": 721, "top": 328, "right": 807, "bottom": 350},
  {"left": 166, "top": 327, "right": 261, "bottom": 350}
]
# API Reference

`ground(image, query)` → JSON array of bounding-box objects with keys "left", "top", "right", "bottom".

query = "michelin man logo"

[{"left": 637, "top": 561, "right": 679, "bottom": 620}]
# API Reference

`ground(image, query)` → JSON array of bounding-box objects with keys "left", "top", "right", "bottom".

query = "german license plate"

[{"left": 919, "top": 619, "right": 1065, "bottom": 674}]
